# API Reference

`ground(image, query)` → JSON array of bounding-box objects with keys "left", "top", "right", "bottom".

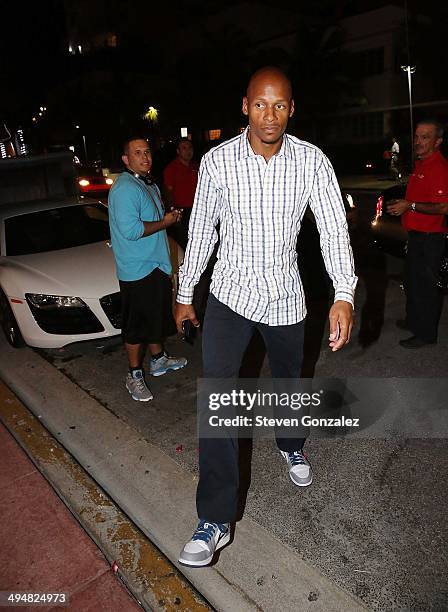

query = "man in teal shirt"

[{"left": 108, "top": 137, "right": 187, "bottom": 401}]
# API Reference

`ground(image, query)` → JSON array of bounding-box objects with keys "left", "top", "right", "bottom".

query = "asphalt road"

[{"left": 37, "top": 190, "right": 448, "bottom": 611}]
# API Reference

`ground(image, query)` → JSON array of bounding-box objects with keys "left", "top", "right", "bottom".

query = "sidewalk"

[
  {"left": 0, "top": 420, "right": 141, "bottom": 611},
  {"left": 0, "top": 339, "right": 367, "bottom": 612},
  {"left": 0, "top": 379, "right": 212, "bottom": 612}
]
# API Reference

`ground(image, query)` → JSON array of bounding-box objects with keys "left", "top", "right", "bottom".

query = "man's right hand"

[
  {"left": 174, "top": 302, "right": 200, "bottom": 334},
  {"left": 387, "top": 199, "right": 410, "bottom": 216},
  {"left": 163, "top": 209, "right": 182, "bottom": 227}
]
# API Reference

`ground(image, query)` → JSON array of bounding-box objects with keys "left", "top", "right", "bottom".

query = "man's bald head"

[
  {"left": 246, "top": 67, "right": 292, "bottom": 100},
  {"left": 242, "top": 66, "right": 295, "bottom": 157}
]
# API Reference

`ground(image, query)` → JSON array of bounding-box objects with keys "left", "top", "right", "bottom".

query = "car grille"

[
  {"left": 100, "top": 292, "right": 122, "bottom": 329},
  {"left": 27, "top": 304, "right": 104, "bottom": 335}
]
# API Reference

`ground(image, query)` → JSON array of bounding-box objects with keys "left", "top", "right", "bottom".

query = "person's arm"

[
  {"left": 110, "top": 181, "right": 180, "bottom": 240},
  {"left": 307, "top": 153, "right": 357, "bottom": 351},
  {"left": 387, "top": 199, "right": 448, "bottom": 215},
  {"left": 176, "top": 156, "right": 220, "bottom": 305},
  {"left": 141, "top": 210, "right": 180, "bottom": 236}
]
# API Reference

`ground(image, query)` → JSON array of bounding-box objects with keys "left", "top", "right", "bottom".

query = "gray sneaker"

[
  {"left": 150, "top": 352, "right": 187, "bottom": 377},
  {"left": 125, "top": 370, "right": 153, "bottom": 402},
  {"left": 280, "top": 450, "right": 313, "bottom": 487},
  {"left": 178, "top": 520, "right": 230, "bottom": 567}
]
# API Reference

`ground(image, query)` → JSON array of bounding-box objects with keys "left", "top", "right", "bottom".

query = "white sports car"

[{"left": 0, "top": 198, "right": 121, "bottom": 348}]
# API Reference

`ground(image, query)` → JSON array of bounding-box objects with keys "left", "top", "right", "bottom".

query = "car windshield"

[{"left": 5, "top": 204, "right": 110, "bottom": 256}]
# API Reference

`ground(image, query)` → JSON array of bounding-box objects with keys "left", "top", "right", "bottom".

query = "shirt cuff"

[
  {"left": 334, "top": 288, "right": 355, "bottom": 307},
  {"left": 176, "top": 286, "right": 194, "bottom": 304}
]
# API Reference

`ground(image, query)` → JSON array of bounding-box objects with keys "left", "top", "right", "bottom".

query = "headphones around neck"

[{"left": 125, "top": 168, "right": 153, "bottom": 185}]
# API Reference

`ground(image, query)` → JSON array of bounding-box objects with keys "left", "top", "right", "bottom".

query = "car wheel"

[{"left": 0, "top": 289, "right": 25, "bottom": 348}]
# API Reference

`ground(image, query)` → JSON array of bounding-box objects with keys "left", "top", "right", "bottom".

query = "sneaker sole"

[
  {"left": 178, "top": 531, "right": 231, "bottom": 567},
  {"left": 150, "top": 362, "right": 187, "bottom": 377},
  {"left": 126, "top": 385, "right": 153, "bottom": 402}
]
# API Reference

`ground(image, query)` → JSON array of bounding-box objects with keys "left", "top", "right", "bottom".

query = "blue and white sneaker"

[
  {"left": 150, "top": 352, "right": 187, "bottom": 377},
  {"left": 280, "top": 450, "right": 313, "bottom": 487},
  {"left": 178, "top": 520, "right": 230, "bottom": 567}
]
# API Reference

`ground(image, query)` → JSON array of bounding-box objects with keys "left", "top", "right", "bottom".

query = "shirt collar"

[
  {"left": 238, "top": 126, "right": 293, "bottom": 160},
  {"left": 415, "top": 149, "right": 443, "bottom": 168}
]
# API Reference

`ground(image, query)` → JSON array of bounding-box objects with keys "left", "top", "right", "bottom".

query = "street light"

[{"left": 401, "top": 64, "right": 416, "bottom": 165}]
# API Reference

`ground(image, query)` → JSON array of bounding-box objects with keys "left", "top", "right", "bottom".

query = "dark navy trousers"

[{"left": 196, "top": 294, "right": 306, "bottom": 523}]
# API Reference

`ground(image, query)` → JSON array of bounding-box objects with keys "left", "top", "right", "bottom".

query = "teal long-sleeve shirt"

[{"left": 108, "top": 172, "right": 172, "bottom": 281}]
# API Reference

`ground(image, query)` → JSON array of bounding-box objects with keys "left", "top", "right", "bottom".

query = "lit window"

[
  {"left": 208, "top": 129, "right": 221, "bottom": 141},
  {"left": 180, "top": 127, "right": 188, "bottom": 137}
]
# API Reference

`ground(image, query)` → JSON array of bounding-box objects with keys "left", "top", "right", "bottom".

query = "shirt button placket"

[{"left": 264, "top": 160, "right": 275, "bottom": 325}]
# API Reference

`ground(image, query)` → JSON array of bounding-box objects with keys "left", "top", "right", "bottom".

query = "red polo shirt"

[
  {"left": 163, "top": 158, "right": 199, "bottom": 208},
  {"left": 402, "top": 150, "right": 448, "bottom": 233}
]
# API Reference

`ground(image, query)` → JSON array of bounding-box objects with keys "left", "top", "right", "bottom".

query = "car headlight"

[
  {"left": 105, "top": 177, "right": 113, "bottom": 185},
  {"left": 26, "top": 294, "right": 87, "bottom": 310},
  {"left": 79, "top": 179, "right": 90, "bottom": 187}
]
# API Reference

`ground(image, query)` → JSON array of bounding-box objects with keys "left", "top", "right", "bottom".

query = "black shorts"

[{"left": 119, "top": 268, "right": 177, "bottom": 344}]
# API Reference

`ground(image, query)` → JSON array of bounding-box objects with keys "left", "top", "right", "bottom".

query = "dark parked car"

[
  {"left": 297, "top": 191, "right": 357, "bottom": 299},
  {"left": 371, "top": 183, "right": 448, "bottom": 291},
  {"left": 371, "top": 183, "right": 407, "bottom": 256}
]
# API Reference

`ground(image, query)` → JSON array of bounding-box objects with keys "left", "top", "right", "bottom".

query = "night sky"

[{"left": 1, "top": 0, "right": 445, "bottom": 167}]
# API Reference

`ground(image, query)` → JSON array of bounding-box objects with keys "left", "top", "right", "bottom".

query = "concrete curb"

[
  {"left": 0, "top": 337, "right": 369, "bottom": 612},
  {"left": 0, "top": 380, "right": 211, "bottom": 612}
]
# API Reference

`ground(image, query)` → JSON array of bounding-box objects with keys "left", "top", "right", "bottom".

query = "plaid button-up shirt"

[{"left": 177, "top": 128, "right": 357, "bottom": 326}]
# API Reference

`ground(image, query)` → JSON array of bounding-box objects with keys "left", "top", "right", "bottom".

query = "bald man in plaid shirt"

[{"left": 175, "top": 67, "right": 357, "bottom": 567}]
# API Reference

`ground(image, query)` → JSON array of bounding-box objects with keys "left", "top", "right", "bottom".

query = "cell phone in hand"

[
  {"left": 170, "top": 206, "right": 183, "bottom": 217},
  {"left": 182, "top": 319, "right": 197, "bottom": 345}
]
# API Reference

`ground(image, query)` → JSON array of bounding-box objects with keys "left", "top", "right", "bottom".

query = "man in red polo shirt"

[
  {"left": 388, "top": 120, "right": 448, "bottom": 348},
  {"left": 163, "top": 138, "right": 199, "bottom": 249}
]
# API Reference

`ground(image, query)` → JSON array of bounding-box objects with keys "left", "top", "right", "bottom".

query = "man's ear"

[
  {"left": 122, "top": 154, "right": 128, "bottom": 166},
  {"left": 242, "top": 97, "right": 248, "bottom": 116},
  {"left": 289, "top": 99, "right": 295, "bottom": 118}
]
